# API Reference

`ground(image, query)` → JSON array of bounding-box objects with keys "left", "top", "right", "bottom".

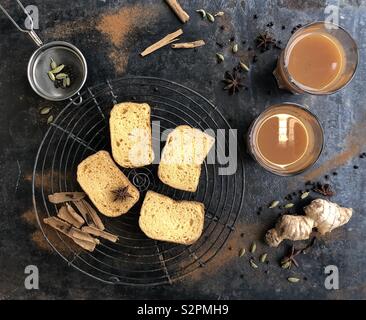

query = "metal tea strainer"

[{"left": 0, "top": 0, "right": 87, "bottom": 104}]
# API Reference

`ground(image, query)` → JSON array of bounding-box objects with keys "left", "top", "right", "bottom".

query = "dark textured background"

[{"left": 0, "top": 0, "right": 365, "bottom": 300}]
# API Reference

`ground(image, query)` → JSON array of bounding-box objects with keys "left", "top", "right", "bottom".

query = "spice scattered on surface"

[
  {"left": 303, "top": 120, "right": 366, "bottom": 180},
  {"left": 281, "top": 245, "right": 301, "bottom": 269},
  {"left": 269, "top": 200, "right": 280, "bottom": 209},
  {"left": 250, "top": 242, "right": 257, "bottom": 253},
  {"left": 207, "top": 12, "right": 215, "bottom": 22},
  {"left": 313, "top": 183, "right": 335, "bottom": 197},
  {"left": 287, "top": 277, "right": 300, "bottom": 283},
  {"left": 222, "top": 69, "right": 244, "bottom": 95},
  {"left": 47, "top": 115, "right": 54, "bottom": 124},
  {"left": 196, "top": 9, "right": 206, "bottom": 19},
  {"left": 256, "top": 33, "right": 276, "bottom": 51},
  {"left": 97, "top": 5, "right": 159, "bottom": 47},
  {"left": 165, "top": 0, "right": 190, "bottom": 23},
  {"left": 96, "top": 5, "right": 161, "bottom": 73},
  {"left": 250, "top": 259, "right": 258, "bottom": 269},
  {"left": 140, "top": 29, "right": 183, "bottom": 57},
  {"left": 239, "top": 248, "right": 246, "bottom": 257},
  {"left": 291, "top": 24, "right": 303, "bottom": 34},
  {"left": 172, "top": 40, "right": 205, "bottom": 49},
  {"left": 216, "top": 53, "right": 225, "bottom": 63},
  {"left": 281, "top": 260, "right": 292, "bottom": 269},
  {"left": 285, "top": 194, "right": 293, "bottom": 201},
  {"left": 300, "top": 191, "right": 310, "bottom": 199},
  {"left": 40, "top": 107, "right": 52, "bottom": 115},
  {"left": 260, "top": 253, "right": 268, "bottom": 263}
]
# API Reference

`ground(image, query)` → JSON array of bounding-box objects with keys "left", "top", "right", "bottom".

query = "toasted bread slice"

[
  {"left": 139, "top": 191, "right": 205, "bottom": 245},
  {"left": 158, "top": 125, "right": 215, "bottom": 192},
  {"left": 110, "top": 102, "right": 154, "bottom": 168},
  {"left": 77, "top": 151, "right": 139, "bottom": 217}
]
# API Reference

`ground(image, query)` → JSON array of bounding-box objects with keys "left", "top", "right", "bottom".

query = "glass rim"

[
  {"left": 247, "top": 102, "right": 324, "bottom": 176},
  {"left": 281, "top": 21, "right": 359, "bottom": 95}
]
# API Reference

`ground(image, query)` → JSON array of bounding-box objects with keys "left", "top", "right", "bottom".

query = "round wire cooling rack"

[{"left": 32, "top": 76, "right": 246, "bottom": 286}]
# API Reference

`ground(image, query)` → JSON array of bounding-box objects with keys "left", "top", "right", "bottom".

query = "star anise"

[
  {"left": 256, "top": 32, "right": 276, "bottom": 51},
  {"left": 281, "top": 245, "right": 300, "bottom": 269},
  {"left": 222, "top": 69, "right": 244, "bottom": 95},
  {"left": 280, "top": 238, "right": 316, "bottom": 269},
  {"left": 313, "top": 183, "right": 335, "bottom": 197},
  {"left": 111, "top": 186, "right": 131, "bottom": 202}
]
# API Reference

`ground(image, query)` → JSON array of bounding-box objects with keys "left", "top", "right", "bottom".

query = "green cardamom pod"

[
  {"left": 196, "top": 9, "right": 206, "bottom": 19},
  {"left": 207, "top": 13, "right": 215, "bottom": 22},
  {"left": 48, "top": 71, "right": 55, "bottom": 81},
  {"left": 55, "top": 73, "right": 68, "bottom": 80},
  {"left": 51, "top": 64, "right": 65, "bottom": 74}
]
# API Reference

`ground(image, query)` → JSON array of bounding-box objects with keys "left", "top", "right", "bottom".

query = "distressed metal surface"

[{"left": 0, "top": 0, "right": 365, "bottom": 299}]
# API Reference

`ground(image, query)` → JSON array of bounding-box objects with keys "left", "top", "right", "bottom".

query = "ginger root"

[
  {"left": 265, "top": 199, "right": 352, "bottom": 247},
  {"left": 304, "top": 199, "right": 352, "bottom": 235}
]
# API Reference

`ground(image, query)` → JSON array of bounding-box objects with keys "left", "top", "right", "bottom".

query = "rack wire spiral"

[{"left": 32, "top": 77, "right": 246, "bottom": 285}]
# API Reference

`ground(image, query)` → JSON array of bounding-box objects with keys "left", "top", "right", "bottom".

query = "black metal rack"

[{"left": 32, "top": 77, "right": 246, "bottom": 286}]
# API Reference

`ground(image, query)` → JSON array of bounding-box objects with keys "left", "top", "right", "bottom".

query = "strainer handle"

[
  {"left": 69, "top": 92, "right": 83, "bottom": 106},
  {"left": 0, "top": 0, "right": 43, "bottom": 47}
]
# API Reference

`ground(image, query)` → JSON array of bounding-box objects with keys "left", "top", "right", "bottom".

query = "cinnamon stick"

[
  {"left": 141, "top": 29, "right": 183, "bottom": 57},
  {"left": 73, "top": 200, "right": 96, "bottom": 228},
  {"left": 43, "top": 217, "right": 98, "bottom": 251},
  {"left": 82, "top": 200, "right": 105, "bottom": 231},
  {"left": 48, "top": 192, "right": 85, "bottom": 204},
  {"left": 82, "top": 226, "right": 119, "bottom": 243},
  {"left": 73, "top": 238, "right": 96, "bottom": 252},
  {"left": 57, "top": 205, "right": 84, "bottom": 228},
  {"left": 171, "top": 40, "right": 205, "bottom": 49},
  {"left": 165, "top": 0, "right": 190, "bottom": 23},
  {"left": 66, "top": 203, "right": 85, "bottom": 227}
]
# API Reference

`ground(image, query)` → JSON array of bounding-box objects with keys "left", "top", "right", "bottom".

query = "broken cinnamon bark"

[
  {"left": 82, "top": 200, "right": 105, "bottom": 231},
  {"left": 140, "top": 29, "right": 183, "bottom": 57},
  {"left": 69, "top": 227, "right": 100, "bottom": 245},
  {"left": 72, "top": 238, "right": 96, "bottom": 252},
  {"left": 66, "top": 203, "right": 85, "bottom": 227},
  {"left": 43, "top": 217, "right": 98, "bottom": 251},
  {"left": 165, "top": 0, "right": 190, "bottom": 23},
  {"left": 73, "top": 200, "right": 96, "bottom": 228},
  {"left": 48, "top": 192, "right": 85, "bottom": 204},
  {"left": 171, "top": 40, "right": 205, "bottom": 49},
  {"left": 82, "top": 226, "right": 119, "bottom": 243},
  {"left": 57, "top": 205, "right": 84, "bottom": 228}
]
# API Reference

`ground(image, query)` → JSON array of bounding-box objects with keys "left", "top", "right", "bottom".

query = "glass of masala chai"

[
  {"left": 247, "top": 103, "right": 324, "bottom": 175},
  {"left": 274, "top": 21, "right": 358, "bottom": 94}
]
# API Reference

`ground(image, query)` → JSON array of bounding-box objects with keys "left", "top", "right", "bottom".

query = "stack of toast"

[{"left": 76, "top": 102, "right": 215, "bottom": 245}]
